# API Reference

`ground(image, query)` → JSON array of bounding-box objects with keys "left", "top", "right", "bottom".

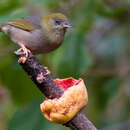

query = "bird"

[{"left": 0, "top": 13, "right": 73, "bottom": 57}]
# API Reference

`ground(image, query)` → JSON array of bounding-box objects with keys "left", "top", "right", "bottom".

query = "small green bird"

[{"left": 0, "top": 13, "right": 73, "bottom": 57}]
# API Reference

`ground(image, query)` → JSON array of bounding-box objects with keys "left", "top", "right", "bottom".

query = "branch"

[{"left": 15, "top": 53, "right": 97, "bottom": 130}]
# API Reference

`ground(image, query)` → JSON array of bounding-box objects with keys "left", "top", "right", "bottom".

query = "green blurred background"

[{"left": 0, "top": 0, "right": 130, "bottom": 130}]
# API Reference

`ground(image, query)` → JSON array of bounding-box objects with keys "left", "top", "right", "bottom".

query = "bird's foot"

[
  {"left": 15, "top": 48, "right": 31, "bottom": 64},
  {"left": 14, "top": 48, "right": 25, "bottom": 55},
  {"left": 22, "top": 47, "right": 31, "bottom": 58},
  {"left": 16, "top": 47, "right": 31, "bottom": 58},
  {"left": 15, "top": 42, "right": 31, "bottom": 64},
  {"left": 14, "top": 48, "right": 27, "bottom": 64},
  {"left": 17, "top": 42, "right": 31, "bottom": 57}
]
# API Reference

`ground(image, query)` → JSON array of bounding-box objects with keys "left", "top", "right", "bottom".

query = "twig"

[{"left": 15, "top": 53, "right": 97, "bottom": 130}]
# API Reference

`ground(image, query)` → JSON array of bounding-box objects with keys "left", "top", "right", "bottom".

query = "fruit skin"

[
  {"left": 0, "top": 13, "right": 73, "bottom": 55},
  {"left": 40, "top": 78, "right": 88, "bottom": 124}
]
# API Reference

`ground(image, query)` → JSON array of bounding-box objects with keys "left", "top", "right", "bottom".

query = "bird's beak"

[{"left": 62, "top": 21, "right": 74, "bottom": 28}]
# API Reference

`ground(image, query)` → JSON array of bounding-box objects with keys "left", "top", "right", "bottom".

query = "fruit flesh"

[
  {"left": 40, "top": 78, "right": 88, "bottom": 124},
  {"left": 54, "top": 78, "right": 82, "bottom": 91}
]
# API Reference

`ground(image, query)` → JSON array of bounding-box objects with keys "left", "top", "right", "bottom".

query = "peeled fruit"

[{"left": 40, "top": 77, "right": 88, "bottom": 124}]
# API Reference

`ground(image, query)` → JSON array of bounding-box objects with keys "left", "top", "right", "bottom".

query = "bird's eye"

[{"left": 55, "top": 19, "right": 61, "bottom": 25}]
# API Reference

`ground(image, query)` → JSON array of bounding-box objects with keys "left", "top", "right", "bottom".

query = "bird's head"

[{"left": 41, "top": 13, "right": 73, "bottom": 42}]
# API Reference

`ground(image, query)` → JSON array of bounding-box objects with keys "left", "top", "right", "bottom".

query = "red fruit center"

[{"left": 54, "top": 78, "right": 82, "bottom": 91}]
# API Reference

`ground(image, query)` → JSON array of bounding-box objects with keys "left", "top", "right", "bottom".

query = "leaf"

[
  {"left": 0, "top": 53, "right": 42, "bottom": 105},
  {"left": 93, "top": 76, "right": 121, "bottom": 110},
  {"left": 0, "top": 0, "right": 23, "bottom": 16},
  {"left": 8, "top": 99, "right": 61, "bottom": 130}
]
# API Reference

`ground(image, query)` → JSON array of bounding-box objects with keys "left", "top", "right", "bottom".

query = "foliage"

[{"left": 8, "top": 99, "right": 61, "bottom": 130}]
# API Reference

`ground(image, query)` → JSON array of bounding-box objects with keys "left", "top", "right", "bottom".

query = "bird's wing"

[
  {"left": 8, "top": 18, "right": 39, "bottom": 31},
  {"left": 25, "top": 16, "right": 42, "bottom": 29}
]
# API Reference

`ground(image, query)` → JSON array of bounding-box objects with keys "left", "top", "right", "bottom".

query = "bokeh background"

[{"left": 0, "top": 0, "right": 130, "bottom": 130}]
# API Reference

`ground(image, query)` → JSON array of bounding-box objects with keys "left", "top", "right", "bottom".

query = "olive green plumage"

[
  {"left": 0, "top": 13, "right": 73, "bottom": 55},
  {"left": 8, "top": 19, "right": 37, "bottom": 31}
]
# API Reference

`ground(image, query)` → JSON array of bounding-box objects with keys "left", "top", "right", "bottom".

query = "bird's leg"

[
  {"left": 17, "top": 42, "right": 31, "bottom": 57},
  {"left": 15, "top": 42, "right": 31, "bottom": 64}
]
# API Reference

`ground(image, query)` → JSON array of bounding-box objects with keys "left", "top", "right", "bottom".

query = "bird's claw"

[
  {"left": 15, "top": 48, "right": 30, "bottom": 57},
  {"left": 14, "top": 48, "right": 25, "bottom": 56},
  {"left": 15, "top": 47, "right": 31, "bottom": 64},
  {"left": 16, "top": 48, "right": 31, "bottom": 57},
  {"left": 23, "top": 48, "right": 31, "bottom": 58}
]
